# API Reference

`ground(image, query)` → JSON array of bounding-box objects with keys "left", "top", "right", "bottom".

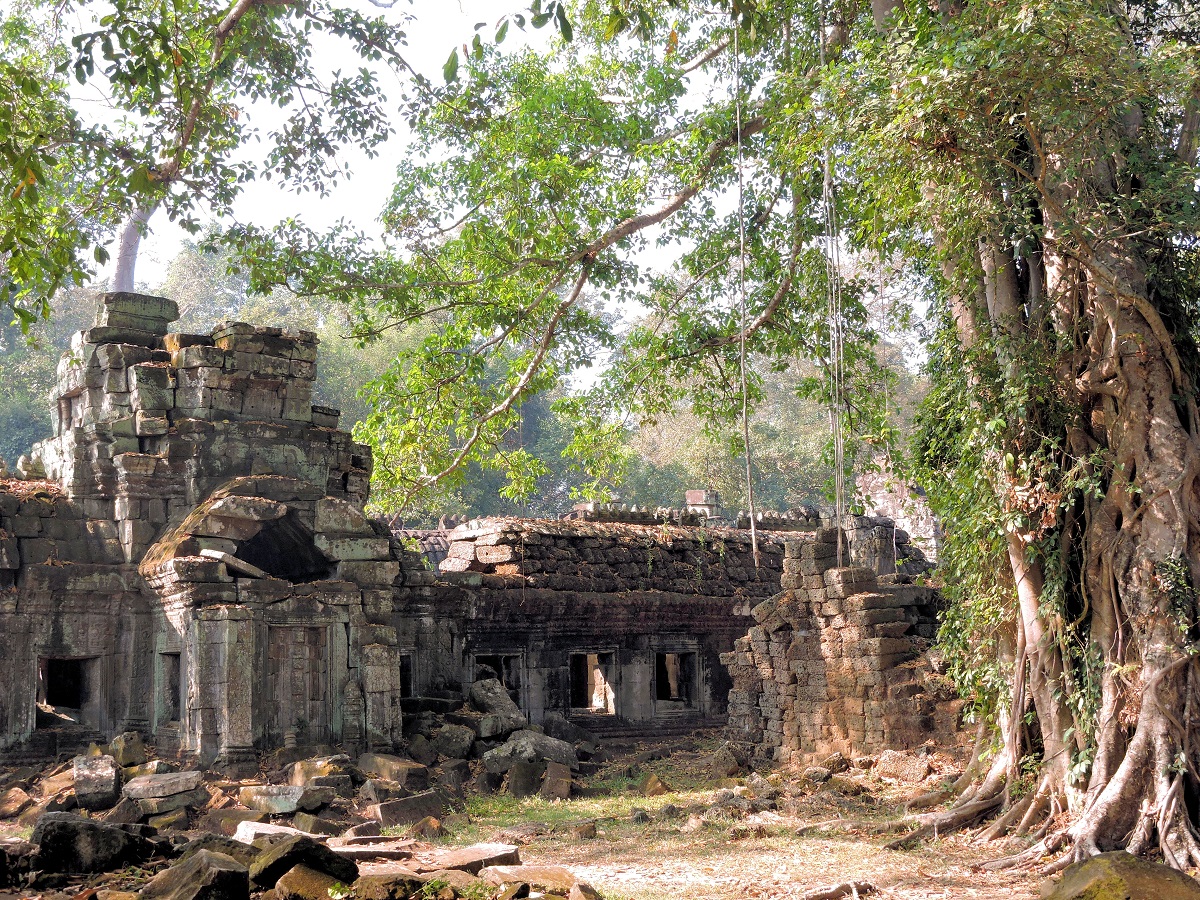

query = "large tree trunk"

[
  {"left": 1057, "top": 252, "right": 1200, "bottom": 865},
  {"left": 111, "top": 204, "right": 157, "bottom": 292}
]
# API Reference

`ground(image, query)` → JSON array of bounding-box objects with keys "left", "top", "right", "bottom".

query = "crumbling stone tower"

[{"left": 0, "top": 293, "right": 404, "bottom": 765}]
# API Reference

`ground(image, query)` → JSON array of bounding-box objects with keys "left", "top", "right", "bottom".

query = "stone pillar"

[
  {"left": 116, "top": 602, "right": 154, "bottom": 735},
  {"left": 189, "top": 607, "right": 256, "bottom": 771},
  {"left": 361, "top": 643, "right": 404, "bottom": 750}
]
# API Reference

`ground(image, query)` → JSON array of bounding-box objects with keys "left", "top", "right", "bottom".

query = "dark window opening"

[
  {"left": 237, "top": 511, "right": 334, "bottom": 582},
  {"left": 655, "top": 652, "right": 696, "bottom": 705},
  {"left": 162, "top": 653, "right": 182, "bottom": 722},
  {"left": 37, "top": 657, "right": 100, "bottom": 729},
  {"left": 570, "top": 652, "right": 616, "bottom": 714},
  {"left": 475, "top": 654, "right": 523, "bottom": 704},
  {"left": 399, "top": 653, "right": 414, "bottom": 699},
  {"left": 43, "top": 658, "right": 85, "bottom": 709}
]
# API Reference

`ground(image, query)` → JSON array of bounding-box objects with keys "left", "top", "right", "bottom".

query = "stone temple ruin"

[{"left": 0, "top": 292, "right": 952, "bottom": 771}]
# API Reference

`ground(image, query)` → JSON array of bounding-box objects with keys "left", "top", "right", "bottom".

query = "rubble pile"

[{"left": 0, "top": 675, "right": 608, "bottom": 897}]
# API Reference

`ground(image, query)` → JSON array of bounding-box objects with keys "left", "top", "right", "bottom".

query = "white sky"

[{"left": 93, "top": 0, "right": 547, "bottom": 287}]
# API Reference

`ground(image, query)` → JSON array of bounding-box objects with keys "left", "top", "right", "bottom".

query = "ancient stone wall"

[
  {"left": 0, "top": 293, "right": 393, "bottom": 765},
  {"left": 0, "top": 291, "right": 945, "bottom": 765},
  {"left": 724, "top": 529, "right": 958, "bottom": 766},
  {"left": 389, "top": 518, "right": 784, "bottom": 729}
]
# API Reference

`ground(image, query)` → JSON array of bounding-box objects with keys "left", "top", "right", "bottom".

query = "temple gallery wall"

[{"left": 0, "top": 292, "right": 950, "bottom": 768}]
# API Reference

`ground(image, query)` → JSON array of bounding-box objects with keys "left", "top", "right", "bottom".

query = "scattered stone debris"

[{"left": 0, "top": 706, "right": 612, "bottom": 898}]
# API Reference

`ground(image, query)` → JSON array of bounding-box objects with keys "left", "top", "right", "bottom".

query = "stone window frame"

[
  {"left": 567, "top": 649, "right": 619, "bottom": 716},
  {"left": 471, "top": 650, "right": 526, "bottom": 711},
  {"left": 649, "top": 640, "right": 702, "bottom": 713}
]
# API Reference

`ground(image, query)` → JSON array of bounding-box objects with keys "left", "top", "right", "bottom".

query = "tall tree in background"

[{"left": 0, "top": 0, "right": 422, "bottom": 321}]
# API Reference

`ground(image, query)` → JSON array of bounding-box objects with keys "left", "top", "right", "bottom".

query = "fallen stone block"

[
  {"left": 122, "top": 760, "right": 175, "bottom": 780},
  {"left": 137, "top": 786, "right": 211, "bottom": 816},
  {"left": 308, "top": 775, "right": 354, "bottom": 797},
  {"left": 368, "top": 790, "right": 445, "bottom": 827},
  {"left": 275, "top": 864, "right": 345, "bottom": 900},
  {"left": 0, "top": 837, "right": 35, "bottom": 888},
  {"left": 233, "top": 821, "right": 323, "bottom": 845},
  {"left": 289, "top": 755, "right": 353, "bottom": 787},
  {"left": 249, "top": 835, "right": 359, "bottom": 889},
  {"left": 73, "top": 755, "right": 121, "bottom": 811},
  {"left": 352, "top": 872, "right": 425, "bottom": 900},
  {"left": 124, "top": 771, "right": 204, "bottom": 800},
  {"left": 542, "top": 713, "right": 600, "bottom": 753},
  {"left": 360, "top": 778, "right": 409, "bottom": 805},
  {"left": 38, "top": 768, "right": 76, "bottom": 796},
  {"left": 205, "top": 809, "right": 267, "bottom": 836},
  {"left": 483, "top": 731, "right": 577, "bottom": 775},
  {"left": 637, "top": 773, "right": 671, "bottom": 797},
  {"left": 480, "top": 864, "right": 577, "bottom": 893},
  {"left": 432, "top": 724, "right": 475, "bottom": 761},
  {"left": 238, "top": 785, "right": 332, "bottom": 815},
  {"left": 146, "top": 808, "right": 188, "bottom": 831},
  {"left": 504, "top": 760, "right": 544, "bottom": 799},
  {"left": 469, "top": 679, "right": 526, "bottom": 723},
  {"left": 425, "top": 843, "right": 521, "bottom": 875},
  {"left": 178, "top": 834, "right": 259, "bottom": 867},
  {"left": 31, "top": 812, "right": 156, "bottom": 874},
  {"left": 356, "top": 753, "right": 429, "bottom": 790},
  {"left": 107, "top": 732, "right": 147, "bottom": 768},
  {"left": 539, "top": 762, "right": 572, "bottom": 801},
  {"left": 407, "top": 734, "right": 439, "bottom": 767},
  {"left": 141, "top": 849, "right": 250, "bottom": 900},
  {"left": 874, "top": 749, "right": 930, "bottom": 783},
  {"left": 0, "top": 787, "right": 32, "bottom": 819},
  {"left": 710, "top": 742, "right": 748, "bottom": 778},
  {"left": 1045, "top": 851, "right": 1200, "bottom": 900},
  {"left": 408, "top": 816, "right": 445, "bottom": 840},
  {"left": 291, "top": 812, "right": 344, "bottom": 837}
]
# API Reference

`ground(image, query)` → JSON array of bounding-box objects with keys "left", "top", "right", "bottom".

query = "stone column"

[
  {"left": 190, "top": 607, "right": 257, "bottom": 772},
  {"left": 361, "top": 643, "right": 404, "bottom": 750}
]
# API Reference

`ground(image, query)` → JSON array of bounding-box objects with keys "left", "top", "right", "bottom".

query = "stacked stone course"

[
  {"left": 724, "top": 529, "right": 958, "bottom": 765},
  {"left": 439, "top": 518, "right": 781, "bottom": 597}
]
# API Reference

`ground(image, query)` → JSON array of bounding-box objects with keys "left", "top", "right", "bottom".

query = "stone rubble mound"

[{"left": 0, "top": 698, "right": 605, "bottom": 896}]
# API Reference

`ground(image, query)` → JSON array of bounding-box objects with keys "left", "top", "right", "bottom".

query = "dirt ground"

[{"left": 444, "top": 734, "right": 1046, "bottom": 900}]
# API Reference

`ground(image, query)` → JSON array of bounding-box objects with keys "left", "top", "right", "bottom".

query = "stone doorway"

[
  {"left": 266, "top": 626, "right": 330, "bottom": 746},
  {"left": 570, "top": 652, "right": 616, "bottom": 714},
  {"left": 654, "top": 651, "right": 697, "bottom": 708},
  {"left": 36, "top": 657, "right": 102, "bottom": 730}
]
